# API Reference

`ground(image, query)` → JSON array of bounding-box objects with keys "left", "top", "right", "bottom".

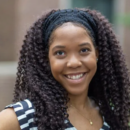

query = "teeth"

[{"left": 67, "top": 73, "right": 84, "bottom": 80}]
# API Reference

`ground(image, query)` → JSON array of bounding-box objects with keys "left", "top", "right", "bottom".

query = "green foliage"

[
  {"left": 128, "top": 121, "right": 130, "bottom": 126},
  {"left": 114, "top": 13, "right": 130, "bottom": 26}
]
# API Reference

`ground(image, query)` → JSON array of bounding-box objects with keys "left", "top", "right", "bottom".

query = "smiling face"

[{"left": 48, "top": 22, "right": 98, "bottom": 96}]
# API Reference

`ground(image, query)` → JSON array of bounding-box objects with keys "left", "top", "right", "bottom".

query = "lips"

[
  {"left": 64, "top": 72, "right": 86, "bottom": 80},
  {"left": 63, "top": 72, "right": 86, "bottom": 84}
]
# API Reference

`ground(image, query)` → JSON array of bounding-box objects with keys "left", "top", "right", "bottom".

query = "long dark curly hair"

[{"left": 13, "top": 8, "right": 130, "bottom": 130}]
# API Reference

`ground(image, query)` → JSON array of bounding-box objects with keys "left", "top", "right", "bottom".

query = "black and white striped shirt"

[{"left": 5, "top": 99, "right": 110, "bottom": 130}]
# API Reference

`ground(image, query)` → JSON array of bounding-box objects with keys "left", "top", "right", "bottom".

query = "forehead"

[
  {"left": 50, "top": 22, "right": 92, "bottom": 43},
  {"left": 48, "top": 22, "right": 94, "bottom": 48},
  {"left": 48, "top": 22, "right": 96, "bottom": 54},
  {"left": 52, "top": 22, "right": 87, "bottom": 35}
]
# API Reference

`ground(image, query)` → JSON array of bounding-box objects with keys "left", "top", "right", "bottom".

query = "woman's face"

[{"left": 48, "top": 22, "right": 98, "bottom": 96}]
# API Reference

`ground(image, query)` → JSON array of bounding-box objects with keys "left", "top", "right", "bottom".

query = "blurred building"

[{"left": 0, "top": 0, "right": 130, "bottom": 110}]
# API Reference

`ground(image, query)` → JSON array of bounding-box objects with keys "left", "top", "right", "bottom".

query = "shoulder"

[
  {"left": 0, "top": 108, "right": 20, "bottom": 130},
  {"left": 0, "top": 99, "right": 37, "bottom": 130}
]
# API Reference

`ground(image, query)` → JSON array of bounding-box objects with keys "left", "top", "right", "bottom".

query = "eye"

[
  {"left": 55, "top": 51, "right": 65, "bottom": 56},
  {"left": 80, "top": 48, "right": 90, "bottom": 53}
]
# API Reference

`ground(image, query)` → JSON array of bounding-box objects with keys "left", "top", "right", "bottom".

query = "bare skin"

[
  {"left": 0, "top": 108, "right": 20, "bottom": 130},
  {"left": 67, "top": 98, "right": 103, "bottom": 130}
]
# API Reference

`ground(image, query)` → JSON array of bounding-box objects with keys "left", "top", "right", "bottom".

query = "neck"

[{"left": 68, "top": 92, "right": 90, "bottom": 110}]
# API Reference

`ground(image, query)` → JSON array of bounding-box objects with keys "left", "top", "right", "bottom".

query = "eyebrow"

[
  {"left": 79, "top": 42, "right": 91, "bottom": 47},
  {"left": 52, "top": 42, "right": 91, "bottom": 51},
  {"left": 52, "top": 45, "right": 65, "bottom": 51}
]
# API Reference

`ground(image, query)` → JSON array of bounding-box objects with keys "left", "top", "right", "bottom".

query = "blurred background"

[{"left": 0, "top": 0, "right": 130, "bottom": 110}]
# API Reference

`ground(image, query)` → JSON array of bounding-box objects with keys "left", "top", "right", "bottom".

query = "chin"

[{"left": 67, "top": 87, "right": 88, "bottom": 96}]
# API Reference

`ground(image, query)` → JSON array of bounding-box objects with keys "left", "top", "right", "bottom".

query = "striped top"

[{"left": 5, "top": 99, "right": 110, "bottom": 130}]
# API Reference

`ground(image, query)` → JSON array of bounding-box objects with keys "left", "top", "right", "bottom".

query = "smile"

[{"left": 65, "top": 73, "right": 85, "bottom": 80}]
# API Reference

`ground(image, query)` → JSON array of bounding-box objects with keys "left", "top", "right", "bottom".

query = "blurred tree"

[
  {"left": 115, "top": 13, "right": 130, "bottom": 26},
  {"left": 71, "top": 0, "right": 114, "bottom": 23}
]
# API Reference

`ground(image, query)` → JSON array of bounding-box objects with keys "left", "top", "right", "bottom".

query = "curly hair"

[{"left": 13, "top": 8, "right": 130, "bottom": 130}]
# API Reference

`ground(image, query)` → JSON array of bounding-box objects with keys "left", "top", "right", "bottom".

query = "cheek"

[
  {"left": 50, "top": 59, "right": 58, "bottom": 73},
  {"left": 89, "top": 58, "right": 97, "bottom": 69},
  {"left": 49, "top": 58, "right": 64, "bottom": 79},
  {"left": 51, "top": 61, "right": 60, "bottom": 73},
  {"left": 84, "top": 54, "right": 97, "bottom": 71}
]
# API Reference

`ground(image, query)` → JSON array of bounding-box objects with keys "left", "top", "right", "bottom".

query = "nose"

[{"left": 67, "top": 55, "right": 82, "bottom": 68}]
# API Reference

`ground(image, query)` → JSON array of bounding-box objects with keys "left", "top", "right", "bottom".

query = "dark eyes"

[
  {"left": 55, "top": 48, "right": 90, "bottom": 57},
  {"left": 80, "top": 48, "right": 90, "bottom": 53},
  {"left": 55, "top": 51, "right": 65, "bottom": 56}
]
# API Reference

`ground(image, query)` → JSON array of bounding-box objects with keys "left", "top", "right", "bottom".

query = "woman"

[{"left": 0, "top": 8, "right": 130, "bottom": 130}]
